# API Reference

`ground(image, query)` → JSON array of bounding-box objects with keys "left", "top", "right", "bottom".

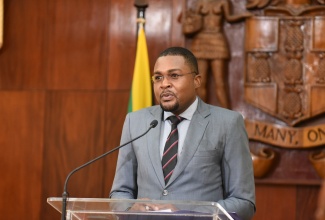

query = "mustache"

[{"left": 160, "top": 90, "right": 176, "bottom": 98}]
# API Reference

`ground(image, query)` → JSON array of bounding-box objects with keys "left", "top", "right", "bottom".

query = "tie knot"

[{"left": 168, "top": 115, "right": 183, "bottom": 126}]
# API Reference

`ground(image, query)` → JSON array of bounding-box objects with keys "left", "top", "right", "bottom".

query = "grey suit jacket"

[{"left": 110, "top": 98, "right": 256, "bottom": 220}]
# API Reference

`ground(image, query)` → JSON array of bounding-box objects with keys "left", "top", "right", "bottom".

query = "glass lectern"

[{"left": 47, "top": 197, "right": 239, "bottom": 220}]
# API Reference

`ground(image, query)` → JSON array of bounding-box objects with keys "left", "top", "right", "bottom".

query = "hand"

[
  {"left": 148, "top": 203, "right": 178, "bottom": 212},
  {"left": 128, "top": 198, "right": 178, "bottom": 212}
]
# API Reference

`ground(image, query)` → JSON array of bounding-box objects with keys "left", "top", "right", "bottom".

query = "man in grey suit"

[{"left": 110, "top": 47, "right": 256, "bottom": 220}]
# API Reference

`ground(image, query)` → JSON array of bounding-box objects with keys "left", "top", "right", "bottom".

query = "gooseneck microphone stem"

[{"left": 61, "top": 120, "right": 158, "bottom": 220}]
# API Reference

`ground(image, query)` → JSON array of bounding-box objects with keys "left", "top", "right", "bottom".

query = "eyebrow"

[{"left": 153, "top": 69, "right": 182, "bottom": 75}]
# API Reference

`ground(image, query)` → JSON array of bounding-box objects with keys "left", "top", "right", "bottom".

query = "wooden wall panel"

[
  {"left": 253, "top": 184, "right": 321, "bottom": 220},
  {"left": 44, "top": 0, "right": 109, "bottom": 90},
  {"left": 0, "top": 92, "right": 45, "bottom": 219},
  {"left": 41, "top": 91, "right": 106, "bottom": 219},
  {"left": 107, "top": 0, "right": 137, "bottom": 90},
  {"left": 296, "top": 185, "right": 319, "bottom": 220},
  {"left": 103, "top": 91, "right": 130, "bottom": 196},
  {"left": 0, "top": 0, "right": 46, "bottom": 89},
  {"left": 254, "top": 185, "right": 297, "bottom": 220}
]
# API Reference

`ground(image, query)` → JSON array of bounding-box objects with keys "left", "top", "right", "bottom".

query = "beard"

[
  {"left": 160, "top": 100, "right": 179, "bottom": 113},
  {"left": 158, "top": 90, "right": 180, "bottom": 113}
]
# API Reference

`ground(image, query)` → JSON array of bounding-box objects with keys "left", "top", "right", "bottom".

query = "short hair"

[{"left": 158, "top": 47, "right": 199, "bottom": 74}]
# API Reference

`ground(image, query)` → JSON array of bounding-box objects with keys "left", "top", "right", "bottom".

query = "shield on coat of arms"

[{"left": 244, "top": 16, "right": 325, "bottom": 126}]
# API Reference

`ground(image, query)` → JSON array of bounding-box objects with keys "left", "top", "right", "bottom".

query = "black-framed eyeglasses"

[{"left": 151, "top": 72, "right": 196, "bottom": 83}]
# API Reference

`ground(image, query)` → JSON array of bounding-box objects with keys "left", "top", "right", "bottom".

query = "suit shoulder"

[{"left": 127, "top": 105, "right": 161, "bottom": 118}]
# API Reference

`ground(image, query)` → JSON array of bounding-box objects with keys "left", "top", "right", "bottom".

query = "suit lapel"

[
  {"left": 167, "top": 99, "right": 211, "bottom": 186},
  {"left": 147, "top": 106, "right": 165, "bottom": 187}
]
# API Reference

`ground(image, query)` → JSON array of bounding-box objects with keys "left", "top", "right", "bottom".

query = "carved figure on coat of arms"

[{"left": 181, "top": 0, "right": 252, "bottom": 108}]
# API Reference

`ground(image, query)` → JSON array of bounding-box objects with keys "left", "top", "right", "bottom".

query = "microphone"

[{"left": 61, "top": 119, "right": 158, "bottom": 220}]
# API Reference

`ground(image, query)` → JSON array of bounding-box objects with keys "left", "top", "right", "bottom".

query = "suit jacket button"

[{"left": 162, "top": 190, "right": 168, "bottom": 196}]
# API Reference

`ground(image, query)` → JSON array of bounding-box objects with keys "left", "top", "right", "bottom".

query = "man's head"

[
  {"left": 153, "top": 47, "right": 201, "bottom": 115},
  {"left": 158, "top": 47, "right": 199, "bottom": 74}
]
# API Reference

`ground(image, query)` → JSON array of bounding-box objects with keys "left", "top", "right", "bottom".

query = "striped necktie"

[{"left": 162, "top": 115, "right": 184, "bottom": 184}]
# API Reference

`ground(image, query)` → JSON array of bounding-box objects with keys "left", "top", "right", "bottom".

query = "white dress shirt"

[{"left": 160, "top": 97, "right": 198, "bottom": 159}]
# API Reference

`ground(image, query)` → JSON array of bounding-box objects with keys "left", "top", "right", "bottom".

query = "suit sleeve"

[
  {"left": 109, "top": 113, "right": 138, "bottom": 199},
  {"left": 217, "top": 113, "right": 256, "bottom": 220}
]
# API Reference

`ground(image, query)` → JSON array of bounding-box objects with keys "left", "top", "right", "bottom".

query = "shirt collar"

[{"left": 163, "top": 97, "right": 198, "bottom": 121}]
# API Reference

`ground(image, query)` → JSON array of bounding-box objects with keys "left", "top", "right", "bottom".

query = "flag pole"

[{"left": 134, "top": 0, "right": 148, "bottom": 32}]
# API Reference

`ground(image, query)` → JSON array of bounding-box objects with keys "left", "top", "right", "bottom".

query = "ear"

[{"left": 194, "top": 74, "right": 201, "bottom": 89}]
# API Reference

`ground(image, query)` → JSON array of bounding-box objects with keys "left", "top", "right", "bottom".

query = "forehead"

[{"left": 154, "top": 55, "right": 189, "bottom": 73}]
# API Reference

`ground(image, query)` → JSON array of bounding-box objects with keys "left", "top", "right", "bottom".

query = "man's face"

[{"left": 153, "top": 55, "right": 201, "bottom": 115}]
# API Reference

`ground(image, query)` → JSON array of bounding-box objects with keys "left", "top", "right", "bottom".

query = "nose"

[{"left": 160, "top": 76, "right": 171, "bottom": 88}]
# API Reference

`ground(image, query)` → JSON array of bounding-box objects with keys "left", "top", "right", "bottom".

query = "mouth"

[{"left": 160, "top": 91, "right": 175, "bottom": 102}]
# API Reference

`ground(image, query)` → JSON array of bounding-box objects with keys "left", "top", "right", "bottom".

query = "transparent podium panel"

[{"left": 47, "top": 197, "right": 237, "bottom": 220}]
